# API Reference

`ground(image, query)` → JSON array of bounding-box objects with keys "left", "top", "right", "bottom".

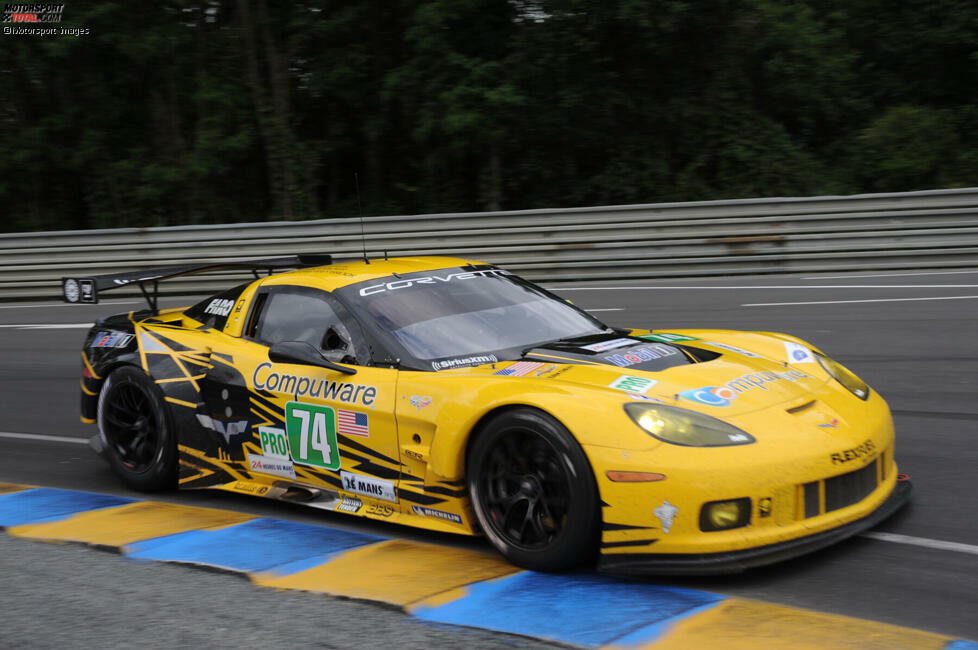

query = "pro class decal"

[
  {"left": 259, "top": 426, "right": 290, "bottom": 460},
  {"left": 608, "top": 376, "right": 658, "bottom": 393},
  {"left": 341, "top": 471, "right": 397, "bottom": 502}
]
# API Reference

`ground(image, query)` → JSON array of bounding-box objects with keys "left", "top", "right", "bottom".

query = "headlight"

[
  {"left": 699, "top": 498, "right": 752, "bottom": 531},
  {"left": 623, "top": 403, "right": 755, "bottom": 447},
  {"left": 815, "top": 352, "right": 869, "bottom": 400}
]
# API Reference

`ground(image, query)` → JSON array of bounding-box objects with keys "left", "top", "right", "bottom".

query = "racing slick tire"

[
  {"left": 97, "top": 365, "right": 178, "bottom": 491},
  {"left": 468, "top": 407, "right": 600, "bottom": 571}
]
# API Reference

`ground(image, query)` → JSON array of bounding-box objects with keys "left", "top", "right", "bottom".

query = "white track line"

[
  {"left": 0, "top": 431, "right": 89, "bottom": 445},
  {"left": 805, "top": 270, "right": 978, "bottom": 279},
  {"left": 0, "top": 301, "right": 141, "bottom": 310},
  {"left": 558, "top": 285, "right": 978, "bottom": 290},
  {"left": 861, "top": 531, "right": 978, "bottom": 556},
  {"left": 0, "top": 323, "right": 93, "bottom": 329},
  {"left": 744, "top": 295, "right": 978, "bottom": 307}
]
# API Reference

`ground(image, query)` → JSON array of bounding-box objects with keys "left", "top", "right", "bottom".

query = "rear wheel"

[
  {"left": 467, "top": 408, "right": 599, "bottom": 571},
  {"left": 97, "top": 366, "right": 177, "bottom": 491}
]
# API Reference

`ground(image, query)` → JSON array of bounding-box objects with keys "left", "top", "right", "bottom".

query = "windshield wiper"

[{"left": 520, "top": 332, "right": 608, "bottom": 357}]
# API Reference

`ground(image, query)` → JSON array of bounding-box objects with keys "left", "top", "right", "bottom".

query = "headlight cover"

[
  {"left": 624, "top": 403, "right": 756, "bottom": 447},
  {"left": 815, "top": 352, "right": 870, "bottom": 400}
]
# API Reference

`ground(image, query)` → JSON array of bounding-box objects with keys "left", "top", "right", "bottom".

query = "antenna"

[{"left": 355, "top": 173, "right": 369, "bottom": 264}]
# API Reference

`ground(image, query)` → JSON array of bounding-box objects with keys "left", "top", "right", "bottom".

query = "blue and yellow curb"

[{"left": 0, "top": 482, "right": 973, "bottom": 649}]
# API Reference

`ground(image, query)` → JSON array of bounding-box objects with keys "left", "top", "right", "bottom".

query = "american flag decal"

[
  {"left": 493, "top": 361, "right": 545, "bottom": 377},
  {"left": 337, "top": 409, "right": 369, "bottom": 437}
]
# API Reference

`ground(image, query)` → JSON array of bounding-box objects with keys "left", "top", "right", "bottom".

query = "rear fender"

[{"left": 80, "top": 325, "right": 141, "bottom": 422}]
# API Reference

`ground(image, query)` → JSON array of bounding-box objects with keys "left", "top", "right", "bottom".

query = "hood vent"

[{"left": 786, "top": 400, "right": 816, "bottom": 414}]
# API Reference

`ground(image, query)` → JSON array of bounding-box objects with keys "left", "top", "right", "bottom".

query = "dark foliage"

[{"left": 1, "top": 0, "right": 976, "bottom": 232}]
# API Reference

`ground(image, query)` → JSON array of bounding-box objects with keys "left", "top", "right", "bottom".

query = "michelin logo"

[
  {"left": 412, "top": 506, "right": 462, "bottom": 525},
  {"left": 654, "top": 500, "right": 678, "bottom": 533}
]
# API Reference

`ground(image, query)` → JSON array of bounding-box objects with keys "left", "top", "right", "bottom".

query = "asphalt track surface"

[
  {"left": 1, "top": 269, "right": 977, "bottom": 643},
  {"left": 0, "top": 534, "right": 560, "bottom": 650}
]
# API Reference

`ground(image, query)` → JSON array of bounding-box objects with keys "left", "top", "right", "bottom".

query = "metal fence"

[{"left": 3, "top": 187, "right": 978, "bottom": 300}]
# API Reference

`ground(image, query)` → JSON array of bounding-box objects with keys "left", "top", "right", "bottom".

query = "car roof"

[{"left": 260, "top": 255, "right": 488, "bottom": 292}]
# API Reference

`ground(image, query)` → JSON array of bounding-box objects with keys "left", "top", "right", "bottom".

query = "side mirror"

[{"left": 268, "top": 341, "right": 357, "bottom": 375}]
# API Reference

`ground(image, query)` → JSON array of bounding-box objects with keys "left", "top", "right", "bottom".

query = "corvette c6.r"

[{"left": 63, "top": 255, "right": 911, "bottom": 574}]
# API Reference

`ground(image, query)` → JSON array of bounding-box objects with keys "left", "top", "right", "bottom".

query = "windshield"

[{"left": 336, "top": 266, "right": 610, "bottom": 368}]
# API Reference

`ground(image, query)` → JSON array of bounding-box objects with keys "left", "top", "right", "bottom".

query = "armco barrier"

[{"left": 2, "top": 187, "right": 978, "bottom": 300}]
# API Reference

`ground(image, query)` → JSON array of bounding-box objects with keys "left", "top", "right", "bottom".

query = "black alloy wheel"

[
  {"left": 98, "top": 366, "right": 177, "bottom": 491},
  {"left": 468, "top": 408, "right": 599, "bottom": 571},
  {"left": 482, "top": 430, "right": 569, "bottom": 549}
]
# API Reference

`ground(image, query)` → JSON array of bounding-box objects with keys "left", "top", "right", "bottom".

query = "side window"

[
  {"left": 184, "top": 282, "right": 251, "bottom": 331},
  {"left": 252, "top": 288, "right": 359, "bottom": 364}
]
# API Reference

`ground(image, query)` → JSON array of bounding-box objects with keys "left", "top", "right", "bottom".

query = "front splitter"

[{"left": 599, "top": 479, "right": 913, "bottom": 576}]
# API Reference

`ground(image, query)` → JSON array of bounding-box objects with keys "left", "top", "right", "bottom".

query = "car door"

[{"left": 203, "top": 284, "right": 402, "bottom": 512}]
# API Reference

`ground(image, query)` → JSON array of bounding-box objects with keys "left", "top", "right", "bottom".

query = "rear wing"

[{"left": 61, "top": 254, "right": 332, "bottom": 311}]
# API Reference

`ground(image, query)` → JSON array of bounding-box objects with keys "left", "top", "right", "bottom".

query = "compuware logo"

[
  {"left": 678, "top": 386, "right": 738, "bottom": 407},
  {"left": 679, "top": 369, "right": 811, "bottom": 407}
]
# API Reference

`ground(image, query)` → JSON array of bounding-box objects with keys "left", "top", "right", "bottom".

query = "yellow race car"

[{"left": 63, "top": 255, "right": 911, "bottom": 574}]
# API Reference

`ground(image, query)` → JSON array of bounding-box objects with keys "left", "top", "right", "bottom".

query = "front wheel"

[
  {"left": 467, "top": 408, "right": 599, "bottom": 571},
  {"left": 97, "top": 366, "right": 177, "bottom": 491}
]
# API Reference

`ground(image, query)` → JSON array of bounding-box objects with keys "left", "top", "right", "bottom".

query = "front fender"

[{"left": 398, "top": 373, "right": 657, "bottom": 481}]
